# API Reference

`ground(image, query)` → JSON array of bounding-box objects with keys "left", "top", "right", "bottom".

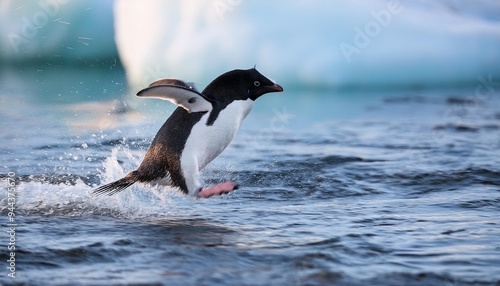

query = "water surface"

[{"left": 1, "top": 68, "right": 499, "bottom": 285}]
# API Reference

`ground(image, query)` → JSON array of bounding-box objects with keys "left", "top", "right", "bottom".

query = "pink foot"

[{"left": 198, "top": 182, "right": 239, "bottom": 198}]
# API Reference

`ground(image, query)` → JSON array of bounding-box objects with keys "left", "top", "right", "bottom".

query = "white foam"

[{"left": 1, "top": 147, "right": 197, "bottom": 219}]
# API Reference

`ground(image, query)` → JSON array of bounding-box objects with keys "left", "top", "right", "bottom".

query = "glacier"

[
  {"left": 114, "top": 0, "right": 500, "bottom": 90},
  {"left": 1, "top": 0, "right": 499, "bottom": 90}
]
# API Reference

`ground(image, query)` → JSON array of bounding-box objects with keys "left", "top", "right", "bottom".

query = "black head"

[{"left": 202, "top": 68, "right": 283, "bottom": 102}]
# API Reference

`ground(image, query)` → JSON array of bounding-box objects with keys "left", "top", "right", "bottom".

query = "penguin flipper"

[
  {"left": 92, "top": 173, "right": 138, "bottom": 196},
  {"left": 136, "top": 79, "right": 213, "bottom": 113}
]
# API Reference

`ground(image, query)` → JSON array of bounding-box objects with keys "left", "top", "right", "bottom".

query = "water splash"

[{"left": 1, "top": 147, "right": 195, "bottom": 219}]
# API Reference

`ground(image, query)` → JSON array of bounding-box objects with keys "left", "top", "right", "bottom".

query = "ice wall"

[
  {"left": 0, "top": 0, "right": 117, "bottom": 62},
  {"left": 1, "top": 0, "right": 499, "bottom": 90},
  {"left": 114, "top": 0, "right": 500, "bottom": 89}
]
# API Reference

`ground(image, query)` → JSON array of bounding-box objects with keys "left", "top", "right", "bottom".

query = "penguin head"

[
  {"left": 244, "top": 68, "right": 284, "bottom": 101},
  {"left": 203, "top": 68, "right": 283, "bottom": 102}
]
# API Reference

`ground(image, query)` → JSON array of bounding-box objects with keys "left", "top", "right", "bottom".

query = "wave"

[
  {"left": 0, "top": 143, "right": 379, "bottom": 217},
  {"left": 2, "top": 136, "right": 499, "bottom": 217},
  {"left": 0, "top": 147, "right": 192, "bottom": 218}
]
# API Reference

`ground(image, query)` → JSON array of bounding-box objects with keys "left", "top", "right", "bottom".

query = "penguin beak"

[{"left": 264, "top": 84, "right": 283, "bottom": 93}]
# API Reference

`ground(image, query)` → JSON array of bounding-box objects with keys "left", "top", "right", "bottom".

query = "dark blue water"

[{"left": 1, "top": 67, "right": 499, "bottom": 285}]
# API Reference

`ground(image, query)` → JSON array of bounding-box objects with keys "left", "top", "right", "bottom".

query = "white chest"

[{"left": 181, "top": 99, "right": 254, "bottom": 170}]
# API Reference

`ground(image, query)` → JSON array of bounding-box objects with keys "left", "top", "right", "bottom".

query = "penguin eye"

[
  {"left": 188, "top": 97, "right": 196, "bottom": 104},
  {"left": 253, "top": 81, "right": 260, "bottom": 87}
]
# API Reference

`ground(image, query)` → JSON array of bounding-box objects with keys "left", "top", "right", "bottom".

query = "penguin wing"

[{"left": 136, "top": 79, "right": 213, "bottom": 113}]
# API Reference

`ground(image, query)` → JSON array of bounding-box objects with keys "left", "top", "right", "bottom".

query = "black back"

[
  {"left": 135, "top": 108, "right": 203, "bottom": 193},
  {"left": 135, "top": 68, "right": 279, "bottom": 193}
]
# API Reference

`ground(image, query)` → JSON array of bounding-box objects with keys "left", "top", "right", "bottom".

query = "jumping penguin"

[{"left": 93, "top": 68, "right": 283, "bottom": 198}]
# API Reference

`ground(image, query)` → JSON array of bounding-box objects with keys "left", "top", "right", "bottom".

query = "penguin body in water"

[{"left": 93, "top": 68, "right": 283, "bottom": 198}]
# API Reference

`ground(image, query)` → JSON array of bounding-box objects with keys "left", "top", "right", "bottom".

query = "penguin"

[{"left": 93, "top": 68, "right": 283, "bottom": 198}]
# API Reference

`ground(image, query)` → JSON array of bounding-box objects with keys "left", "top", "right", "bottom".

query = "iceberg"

[
  {"left": 114, "top": 0, "right": 500, "bottom": 90},
  {"left": 0, "top": 0, "right": 118, "bottom": 62},
  {"left": 1, "top": 0, "right": 499, "bottom": 91}
]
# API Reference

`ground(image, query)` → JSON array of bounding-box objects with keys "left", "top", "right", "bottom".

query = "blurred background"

[
  {"left": 1, "top": 0, "right": 500, "bottom": 95},
  {"left": 1, "top": 0, "right": 499, "bottom": 133}
]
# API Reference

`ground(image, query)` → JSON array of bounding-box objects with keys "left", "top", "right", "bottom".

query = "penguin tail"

[{"left": 92, "top": 172, "right": 138, "bottom": 196}]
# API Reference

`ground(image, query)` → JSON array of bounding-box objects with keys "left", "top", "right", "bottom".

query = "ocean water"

[{"left": 1, "top": 67, "right": 500, "bottom": 286}]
